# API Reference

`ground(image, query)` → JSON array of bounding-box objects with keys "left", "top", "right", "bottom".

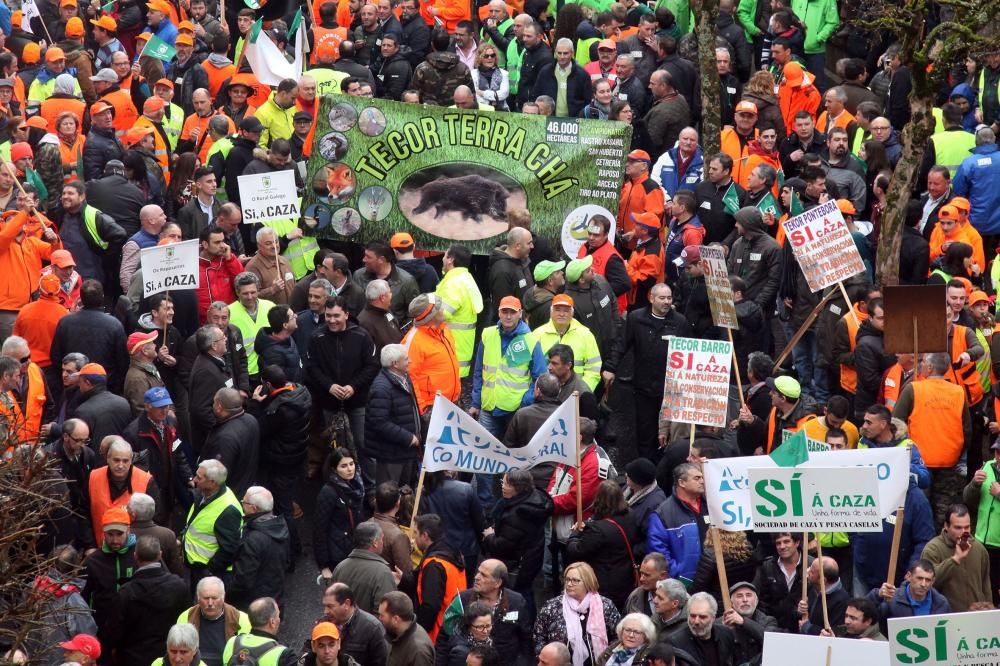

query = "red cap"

[
  {"left": 498, "top": 296, "right": 522, "bottom": 311},
  {"left": 10, "top": 142, "right": 32, "bottom": 163},
  {"left": 60, "top": 635, "right": 101, "bottom": 660},
  {"left": 551, "top": 294, "right": 574, "bottom": 308},
  {"left": 127, "top": 330, "right": 158, "bottom": 354}
]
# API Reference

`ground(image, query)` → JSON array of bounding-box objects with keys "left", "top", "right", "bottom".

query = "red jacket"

[
  {"left": 546, "top": 444, "right": 614, "bottom": 517},
  {"left": 197, "top": 254, "right": 243, "bottom": 322}
]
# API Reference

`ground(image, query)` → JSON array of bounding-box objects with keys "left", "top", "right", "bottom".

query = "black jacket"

[
  {"left": 691, "top": 550, "right": 760, "bottom": 610},
  {"left": 483, "top": 488, "right": 552, "bottom": 588},
  {"left": 731, "top": 299, "right": 766, "bottom": 386},
  {"left": 566, "top": 511, "right": 639, "bottom": 610},
  {"left": 854, "top": 320, "right": 896, "bottom": 418},
  {"left": 82, "top": 540, "right": 137, "bottom": 654},
  {"left": 376, "top": 53, "right": 413, "bottom": 100},
  {"left": 669, "top": 624, "right": 737, "bottom": 666},
  {"left": 339, "top": 607, "right": 388, "bottom": 666},
  {"left": 364, "top": 369, "right": 422, "bottom": 462},
  {"left": 727, "top": 213, "right": 782, "bottom": 315},
  {"left": 680, "top": 275, "right": 718, "bottom": 340},
  {"left": 486, "top": 248, "right": 533, "bottom": 321},
  {"left": 532, "top": 62, "right": 592, "bottom": 117},
  {"left": 51, "top": 308, "right": 129, "bottom": 392},
  {"left": 753, "top": 554, "right": 811, "bottom": 632},
  {"left": 565, "top": 274, "right": 621, "bottom": 363},
  {"left": 172, "top": 56, "right": 209, "bottom": 114},
  {"left": 659, "top": 54, "right": 699, "bottom": 118},
  {"left": 201, "top": 411, "right": 260, "bottom": 498},
  {"left": 123, "top": 412, "right": 192, "bottom": 516},
  {"left": 422, "top": 477, "right": 486, "bottom": 562},
  {"left": 255, "top": 327, "right": 302, "bottom": 383},
  {"left": 72, "top": 385, "right": 133, "bottom": 452},
  {"left": 176, "top": 197, "right": 222, "bottom": 240},
  {"left": 517, "top": 41, "right": 553, "bottom": 105},
  {"left": 247, "top": 383, "right": 312, "bottom": 469},
  {"left": 112, "top": 563, "right": 190, "bottom": 666},
  {"left": 85, "top": 175, "right": 146, "bottom": 238},
  {"left": 607, "top": 307, "right": 692, "bottom": 397},
  {"left": 82, "top": 126, "right": 124, "bottom": 181},
  {"left": 436, "top": 588, "right": 533, "bottom": 666},
  {"left": 413, "top": 540, "right": 466, "bottom": 634},
  {"left": 400, "top": 13, "right": 431, "bottom": 67},
  {"left": 187, "top": 352, "right": 234, "bottom": 452},
  {"left": 396, "top": 258, "right": 439, "bottom": 293},
  {"left": 694, "top": 178, "right": 746, "bottom": 245},
  {"left": 229, "top": 512, "right": 291, "bottom": 609},
  {"left": 779, "top": 130, "right": 827, "bottom": 179},
  {"left": 314, "top": 475, "right": 367, "bottom": 570},
  {"left": 223, "top": 136, "right": 259, "bottom": 204},
  {"left": 45, "top": 441, "right": 98, "bottom": 550},
  {"left": 899, "top": 225, "right": 930, "bottom": 284},
  {"left": 306, "top": 322, "right": 380, "bottom": 411}
]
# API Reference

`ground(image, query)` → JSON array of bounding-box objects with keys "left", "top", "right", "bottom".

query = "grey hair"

[
  {"left": 656, "top": 578, "right": 690, "bottom": 606},
  {"left": 556, "top": 37, "right": 573, "bottom": 51},
  {"left": 1, "top": 335, "right": 28, "bottom": 355},
  {"left": 366, "top": 278, "right": 391, "bottom": 301},
  {"left": 689, "top": 591, "right": 719, "bottom": 616},
  {"left": 208, "top": 300, "right": 229, "bottom": 313},
  {"left": 166, "top": 623, "right": 199, "bottom": 650},
  {"left": 255, "top": 226, "right": 278, "bottom": 243},
  {"left": 535, "top": 373, "right": 560, "bottom": 398},
  {"left": 754, "top": 163, "right": 777, "bottom": 187},
  {"left": 196, "top": 576, "right": 225, "bottom": 598},
  {"left": 507, "top": 227, "right": 530, "bottom": 245},
  {"left": 244, "top": 486, "right": 274, "bottom": 512},
  {"left": 63, "top": 418, "right": 86, "bottom": 438},
  {"left": 62, "top": 352, "right": 89, "bottom": 369},
  {"left": 922, "top": 352, "right": 951, "bottom": 376},
  {"left": 106, "top": 438, "right": 132, "bottom": 458},
  {"left": 616, "top": 54, "right": 634, "bottom": 65},
  {"left": 199, "top": 459, "right": 228, "bottom": 484},
  {"left": 977, "top": 127, "right": 997, "bottom": 146},
  {"left": 616, "top": 612, "right": 657, "bottom": 644},
  {"left": 127, "top": 492, "right": 156, "bottom": 522},
  {"left": 826, "top": 86, "right": 847, "bottom": 103},
  {"left": 234, "top": 271, "right": 260, "bottom": 290},
  {"left": 542, "top": 643, "right": 571, "bottom": 664},
  {"left": 381, "top": 343, "right": 408, "bottom": 368},
  {"left": 195, "top": 325, "right": 220, "bottom": 353},
  {"left": 310, "top": 278, "right": 334, "bottom": 295}
]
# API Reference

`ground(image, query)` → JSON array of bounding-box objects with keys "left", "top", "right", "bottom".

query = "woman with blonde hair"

[
  {"left": 54, "top": 111, "right": 85, "bottom": 183},
  {"left": 742, "top": 70, "right": 785, "bottom": 139},
  {"left": 472, "top": 42, "right": 509, "bottom": 110},
  {"left": 533, "top": 561, "right": 621, "bottom": 666},
  {"left": 691, "top": 529, "right": 758, "bottom": 608}
]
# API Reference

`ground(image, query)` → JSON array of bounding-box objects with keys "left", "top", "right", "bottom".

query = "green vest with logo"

[
  {"left": 228, "top": 298, "right": 276, "bottom": 375},
  {"left": 309, "top": 66, "right": 350, "bottom": 96},
  {"left": 263, "top": 199, "right": 317, "bottom": 280},
  {"left": 435, "top": 267, "right": 481, "bottom": 377},
  {"left": 973, "top": 328, "right": 993, "bottom": 394},
  {"left": 506, "top": 40, "right": 524, "bottom": 95},
  {"left": 221, "top": 633, "right": 285, "bottom": 666},
  {"left": 82, "top": 205, "right": 107, "bottom": 250},
  {"left": 480, "top": 326, "right": 533, "bottom": 412},
  {"left": 481, "top": 18, "right": 514, "bottom": 66},
  {"left": 163, "top": 102, "right": 184, "bottom": 150},
  {"left": 183, "top": 486, "right": 243, "bottom": 566},
  {"left": 206, "top": 135, "right": 234, "bottom": 164},
  {"left": 575, "top": 37, "right": 599, "bottom": 65},
  {"left": 930, "top": 130, "right": 977, "bottom": 178},
  {"left": 975, "top": 461, "right": 1000, "bottom": 547}
]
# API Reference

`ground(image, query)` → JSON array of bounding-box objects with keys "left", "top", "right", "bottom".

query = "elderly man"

[
  {"left": 532, "top": 38, "right": 591, "bottom": 117},
  {"left": 669, "top": 592, "right": 736, "bottom": 663},
  {"left": 229, "top": 486, "right": 290, "bottom": 609},
  {"left": 365, "top": 343, "right": 422, "bottom": 488},
  {"left": 128, "top": 492, "right": 184, "bottom": 574},
  {"left": 722, "top": 582, "right": 778, "bottom": 665},
  {"left": 182, "top": 459, "right": 244, "bottom": 593},
  {"left": 245, "top": 227, "right": 295, "bottom": 305},
  {"left": 87, "top": 438, "right": 158, "bottom": 545},
  {"left": 652, "top": 578, "right": 689, "bottom": 635},
  {"left": 537, "top": 643, "right": 571, "bottom": 666},
  {"left": 202, "top": 387, "right": 260, "bottom": 497},
  {"left": 799, "top": 556, "right": 849, "bottom": 635},
  {"left": 221, "top": 597, "right": 297, "bottom": 666},
  {"left": 123, "top": 330, "right": 163, "bottom": 414},
  {"left": 46, "top": 417, "right": 97, "bottom": 549},
  {"left": 357, "top": 279, "right": 402, "bottom": 355},
  {"left": 331, "top": 522, "right": 400, "bottom": 614},
  {"left": 119, "top": 204, "right": 167, "bottom": 292},
  {"left": 123, "top": 386, "right": 190, "bottom": 517},
  {"left": 319, "top": 582, "right": 389, "bottom": 666},
  {"left": 402, "top": 294, "right": 460, "bottom": 414},
  {"left": 624, "top": 553, "right": 670, "bottom": 616},
  {"left": 176, "top": 577, "right": 251, "bottom": 666},
  {"left": 0, "top": 335, "right": 50, "bottom": 442}
]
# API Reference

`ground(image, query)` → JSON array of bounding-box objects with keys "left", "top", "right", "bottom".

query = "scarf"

[
  {"left": 608, "top": 645, "right": 640, "bottom": 666},
  {"left": 562, "top": 592, "right": 608, "bottom": 666}
]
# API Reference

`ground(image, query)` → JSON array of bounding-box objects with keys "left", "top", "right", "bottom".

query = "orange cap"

[
  {"left": 178, "top": 20, "right": 195, "bottom": 31},
  {"left": 314, "top": 39, "right": 338, "bottom": 61},
  {"left": 938, "top": 205, "right": 960, "bottom": 221},
  {"left": 38, "top": 273, "right": 61, "bottom": 297},
  {"left": 783, "top": 62, "right": 804, "bottom": 86},
  {"left": 631, "top": 211, "right": 662, "bottom": 230},
  {"left": 91, "top": 15, "right": 118, "bottom": 31},
  {"left": 498, "top": 296, "right": 521, "bottom": 311},
  {"left": 90, "top": 100, "right": 114, "bottom": 116},
  {"left": 835, "top": 199, "right": 856, "bottom": 216},
  {"left": 80, "top": 362, "right": 107, "bottom": 378},
  {"left": 154, "top": 77, "right": 174, "bottom": 90},
  {"left": 65, "top": 16, "right": 85, "bottom": 38},
  {"left": 735, "top": 100, "right": 758, "bottom": 114},
  {"left": 45, "top": 47, "right": 66, "bottom": 62},
  {"left": 137, "top": 31, "right": 152, "bottom": 42},
  {"left": 970, "top": 290, "right": 990, "bottom": 306},
  {"left": 950, "top": 196, "right": 971, "bottom": 212},
  {"left": 22, "top": 43, "right": 40, "bottom": 65},
  {"left": 143, "top": 96, "right": 166, "bottom": 114},
  {"left": 551, "top": 294, "right": 574, "bottom": 308},
  {"left": 24, "top": 116, "right": 48, "bottom": 130},
  {"left": 146, "top": 0, "right": 171, "bottom": 13},
  {"left": 102, "top": 506, "right": 130, "bottom": 529},
  {"left": 11, "top": 10, "right": 21, "bottom": 25},
  {"left": 123, "top": 125, "right": 154, "bottom": 146},
  {"left": 175, "top": 33, "right": 194, "bottom": 46}
]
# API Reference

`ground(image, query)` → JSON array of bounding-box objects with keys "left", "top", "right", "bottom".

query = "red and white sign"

[
  {"left": 661, "top": 336, "right": 732, "bottom": 428},
  {"left": 781, "top": 199, "right": 866, "bottom": 292},
  {"left": 700, "top": 245, "right": 739, "bottom": 330}
]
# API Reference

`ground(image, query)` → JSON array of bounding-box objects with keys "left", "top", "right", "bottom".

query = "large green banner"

[{"left": 303, "top": 95, "right": 632, "bottom": 256}]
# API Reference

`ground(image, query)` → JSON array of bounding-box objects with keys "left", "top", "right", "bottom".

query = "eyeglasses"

[
  {"left": 471, "top": 623, "right": 493, "bottom": 631},
  {"left": 622, "top": 628, "right": 644, "bottom": 636},
  {"left": 68, "top": 435, "right": 90, "bottom": 444},
  {"left": 564, "top": 577, "right": 583, "bottom": 585},
  {"left": 482, "top": 53, "right": 497, "bottom": 58}
]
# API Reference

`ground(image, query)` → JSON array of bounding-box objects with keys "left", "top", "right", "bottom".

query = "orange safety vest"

[
  {"left": 40, "top": 96, "right": 86, "bottom": 132},
  {"left": 838, "top": 305, "right": 867, "bottom": 394},
  {"left": 416, "top": 555, "right": 466, "bottom": 642},
  {"left": 881, "top": 363, "right": 904, "bottom": 408},
  {"left": 579, "top": 241, "right": 628, "bottom": 314},
  {"left": 57, "top": 135, "right": 86, "bottom": 182},
  {"left": 946, "top": 325, "right": 985, "bottom": 406},
  {"left": 182, "top": 111, "right": 236, "bottom": 163},
  {"left": 765, "top": 410, "right": 816, "bottom": 453},
  {"left": 5, "top": 362, "right": 47, "bottom": 443},
  {"left": 816, "top": 109, "right": 856, "bottom": 135},
  {"left": 133, "top": 116, "right": 171, "bottom": 183},
  {"left": 204, "top": 61, "right": 237, "bottom": 100},
  {"left": 907, "top": 378, "right": 966, "bottom": 468},
  {"left": 626, "top": 241, "right": 664, "bottom": 304},
  {"left": 311, "top": 26, "right": 348, "bottom": 64},
  {"left": 101, "top": 89, "right": 139, "bottom": 139},
  {"left": 88, "top": 465, "right": 151, "bottom": 544},
  {"left": 720, "top": 127, "right": 758, "bottom": 186}
]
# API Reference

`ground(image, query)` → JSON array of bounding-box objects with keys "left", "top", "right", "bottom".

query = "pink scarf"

[{"left": 562, "top": 592, "right": 608, "bottom": 666}]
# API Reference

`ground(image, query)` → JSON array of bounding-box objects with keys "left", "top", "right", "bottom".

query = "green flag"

[
  {"left": 142, "top": 34, "right": 176, "bottom": 62},
  {"left": 755, "top": 192, "right": 779, "bottom": 218},
  {"left": 248, "top": 17, "right": 264, "bottom": 43},
  {"left": 722, "top": 182, "right": 740, "bottom": 216},
  {"left": 770, "top": 429, "right": 809, "bottom": 467},
  {"left": 789, "top": 191, "right": 804, "bottom": 217},
  {"left": 777, "top": 168, "right": 784, "bottom": 191},
  {"left": 288, "top": 8, "right": 303, "bottom": 39}
]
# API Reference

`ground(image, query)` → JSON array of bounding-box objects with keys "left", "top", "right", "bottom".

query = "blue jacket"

[
  {"left": 851, "top": 483, "right": 935, "bottom": 590},
  {"left": 422, "top": 478, "right": 485, "bottom": 560},
  {"left": 471, "top": 319, "right": 547, "bottom": 415},
  {"left": 858, "top": 436, "right": 930, "bottom": 490},
  {"left": 646, "top": 494, "right": 707, "bottom": 585},
  {"left": 865, "top": 582, "right": 951, "bottom": 620},
  {"left": 950, "top": 83, "right": 978, "bottom": 132},
  {"left": 953, "top": 143, "right": 1000, "bottom": 235},
  {"left": 651, "top": 145, "right": 705, "bottom": 198}
]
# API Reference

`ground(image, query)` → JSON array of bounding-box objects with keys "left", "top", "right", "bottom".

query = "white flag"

[
  {"left": 21, "top": 0, "right": 39, "bottom": 33},
  {"left": 422, "top": 394, "right": 576, "bottom": 475},
  {"left": 245, "top": 30, "right": 298, "bottom": 87}
]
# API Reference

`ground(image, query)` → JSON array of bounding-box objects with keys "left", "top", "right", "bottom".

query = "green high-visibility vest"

[
  {"left": 575, "top": 37, "right": 598, "bottom": 65},
  {"left": 206, "top": 135, "right": 234, "bottom": 164},
  {"left": 435, "top": 267, "right": 483, "bottom": 378},
  {"left": 972, "top": 328, "right": 992, "bottom": 395},
  {"left": 481, "top": 17, "right": 513, "bottom": 67},
  {"left": 975, "top": 461, "right": 1000, "bottom": 547},
  {"left": 163, "top": 102, "right": 184, "bottom": 150},
  {"left": 221, "top": 633, "right": 286, "bottom": 666},
  {"left": 228, "top": 297, "right": 276, "bottom": 375},
  {"left": 506, "top": 40, "right": 524, "bottom": 96},
  {"left": 930, "top": 130, "right": 977, "bottom": 178},
  {"left": 480, "top": 326, "right": 533, "bottom": 412},
  {"left": 262, "top": 199, "right": 317, "bottom": 280},
  {"left": 309, "top": 66, "right": 350, "bottom": 96},
  {"left": 82, "top": 205, "right": 106, "bottom": 250},
  {"left": 183, "top": 486, "right": 243, "bottom": 566}
]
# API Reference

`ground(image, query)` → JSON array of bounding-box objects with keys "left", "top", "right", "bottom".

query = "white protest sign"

[
  {"left": 704, "top": 446, "right": 908, "bottom": 531},
  {"left": 888, "top": 609, "right": 1000, "bottom": 666},
  {"left": 238, "top": 170, "right": 301, "bottom": 223},
  {"left": 748, "top": 466, "right": 882, "bottom": 532},
  {"left": 140, "top": 239, "right": 199, "bottom": 297},
  {"left": 781, "top": 199, "right": 866, "bottom": 292},
  {"left": 423, "top": 394, "right": 576, "bottom": 475},
  {"left": 661, "top": 337, "right": 732, "bottom": 428},
  {"left": 762, "top": 632, "right": 889, "bottom": 666},
  {"left": 700, "top": 245, "right": 738, "bottom": 330},
  {"left": 782, "top": 428, "right": 831, "bottom": 452},
  {"left": 21, "top": 0, "right": 39, "bottom": 32}
]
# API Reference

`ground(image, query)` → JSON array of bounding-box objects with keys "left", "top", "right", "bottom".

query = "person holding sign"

[
  {"left": 753, "top": 376, "right": 819, "bottom": 454},
  {"left": 798, "top": 556, "right": 848, "bottom": 635},
  {"left": 864, "top": 559, "right": 950, "bottom": 621}
]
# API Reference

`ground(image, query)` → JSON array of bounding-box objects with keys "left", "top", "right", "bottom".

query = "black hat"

[
  {"left": 293, "top": 111, "right": 312, "bottom": 123},
  {"left": 239, "top": 116, "right": 264, "bottom": 133},
  {"left": 729, "top": 581, "right": 757, "bottom": 595},
  {"left": 625, "top": 458, "right": 657, "bottom": 487}
]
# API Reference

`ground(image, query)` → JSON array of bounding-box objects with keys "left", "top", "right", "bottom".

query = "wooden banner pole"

[
  {"left": 727, "top": 328, "right": 746, "bottom": 409},
  {"left": 837, "top": 280, "right": 860, "bottom": 327},
  {"left": 816, "top": 539, "right": 831, "bottom": 632},
  {"left": 774, "top": 290, "right": 837, "bottom": 370},
  {"left": 574, "top": 391, "right": 583, "bottom": 527},
  {"left": 711, "top": 527, "right": 732, "bottom": 611}
]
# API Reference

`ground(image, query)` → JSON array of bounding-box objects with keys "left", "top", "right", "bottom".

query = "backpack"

[{"left": 227, "top": 635, "right": 280, "bottom": 666}]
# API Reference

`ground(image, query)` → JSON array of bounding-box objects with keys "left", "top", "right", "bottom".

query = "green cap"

[
  {"left": 565, "top": 255, "right": 593, "bottom": 283},
  {"left": 766, "top": 375, "right": 801, "bottom": 399},
  {"left": 533, "top": 259, "right": 566, "bottom": 282}
]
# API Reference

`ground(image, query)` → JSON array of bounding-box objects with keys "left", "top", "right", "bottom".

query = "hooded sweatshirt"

[{"left": 726, "top": 207, "right": 782, "bottom": 313}]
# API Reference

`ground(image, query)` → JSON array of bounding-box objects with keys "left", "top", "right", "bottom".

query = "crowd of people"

[{"left": 0, "top": 0, "right": 998, "bottom": 665}]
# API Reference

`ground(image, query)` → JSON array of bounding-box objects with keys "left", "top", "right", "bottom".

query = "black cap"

[
  {"left": 293, "top": 111, "right": 312, "bottom": 123},
  {"left": 729, "top": 581, "right": 757, "bottom": 594},
  {"left": 625, "top": 458, "right": 657, "bottom": 487},
  {"left": 239, "top": 116, "right": 264, "bottom": 133}
]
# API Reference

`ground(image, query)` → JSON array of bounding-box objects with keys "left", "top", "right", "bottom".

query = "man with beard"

[
  {"left": 254, "top": 79, "right": 298, "bottom": 146},
  {"left": 821, "top": 126, "right": 867, "bottom": 212},
  {"left": 721, "top": 582, "right": 779, "bottom": 665},
  {"left": 669, "top": 592, "right": 736, "bottom": 665},
  {"left": 379, "top": 591, "right": 434, "bottom": 666}
]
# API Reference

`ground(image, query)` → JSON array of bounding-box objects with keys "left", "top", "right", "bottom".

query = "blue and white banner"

[{"left": 423, "top": 394, "right": 577, "bottom": 474}]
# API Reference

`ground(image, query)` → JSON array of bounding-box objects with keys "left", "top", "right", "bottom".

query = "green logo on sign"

[
  {"left": 753, "top": 473, "right": 804, "bottom": 517},
  {"left": 893, "top": 621, "right": 948, "bottom": 664}
]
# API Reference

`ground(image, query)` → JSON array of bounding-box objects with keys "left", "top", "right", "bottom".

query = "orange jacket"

[
  {"left": 720, "top": 127, "right": 758, "bottom": 186},
  {"left": 57, "top": 134, "right": 86, "bottom": 183},
  {"left": 88, "top": 465, "right": 151, "bottom": 545},
  {"left": 929, "top": 223, "right": 982, "bottom": 269},
  {"left": 40, "top": 96, "right": 86, "bottom": 133},
  {"left": 181, "top": 111, "right": 236, "bottom": 163},
  {"left": 946, "top": 324, "right": 985, "bottom": 406},
  {"left": 0, "top": 211, "right": 57, "bottom": 311},
  {"left": 311, "top": 26, "right": 348, "bottom": 64},
  {"left": 779, "top": 75, "right": 822, "bottom": 135},
  {"left": 204, "top": 60, "right": 237, "bottom": 100},
  {"left": 739, "top": 143, "right": 782, "bottom": 198},
  {"left": 907, "top": 378, "right": 966, "bottom": 468},
  {"left": 101, "top": 88, "right": 139, "bottom": 139},
  {"left": 13, "top": 295, "right": 67, "bottom": 368},
  {"left": 133, "top": 116, "right": 171, "bottom": 183},
  {"left": 816, "top": 109, "right": 856, "bottom": 135},
  {"left": 420, "top": 0, "right": 470, "bottom": 32},
  {"left": 401, "top": 323, "right": 461, "bottom": 413},
  {"left": 838, "top": 304, "right": 867, "bottom": 394},
  {"left": 626, "top": 239, "right": 664, "bottom": 304},
  {"left": 4, "top": 361, "right": 46, "bottom": 443},
  {"left": 617, "top": 174, "right": 665, "bottom": 236}
]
